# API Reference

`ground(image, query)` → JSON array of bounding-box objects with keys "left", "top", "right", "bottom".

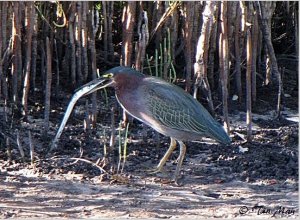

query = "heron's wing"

[{"left": 142, "top": 78, "right": 210, "bottom": 134}]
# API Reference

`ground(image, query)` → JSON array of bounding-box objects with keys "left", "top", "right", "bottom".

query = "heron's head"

[
  {"left": 103, "top": 66, "right": 144, "bottom": 85},
  {"left": 77, "top": 66, "right": 145, "bottom": 96}
]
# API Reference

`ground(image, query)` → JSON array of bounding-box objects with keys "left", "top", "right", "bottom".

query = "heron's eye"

[{"left": 103, "top": 73, "right": 113, "bottom": 78}]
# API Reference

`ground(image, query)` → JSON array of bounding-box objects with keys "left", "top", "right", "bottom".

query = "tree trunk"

[
  {"left": 0, "top": 2, "right": 2, "bottom": 99},
  {"left": 102, "top": 1, "right": 108, "bottom": 62},
  {"left": 154, "top": 1, "right": 163, "bottom": 50},
  {"left": 22, "top": 2, "right": 34, "bottom": 117},
  {"left": 31, "top": 8, "right": 38, "bottom": 92},
  {"left": 17, "top": 2, "right": 23, "bottom": 91},
  {"left": 219, "top": 1, "right": 230, "bottom": 133},
  {"left": 151, "top": 1, "right": 158, "bottom": 37},
  {"left": 107, "top": 2, "right": 114, "bottom": 62},
  {"left": 226, "top": 2, "right": 237, "bottom": 96},
  {"left": 44, "top": 37, "right": 52, "bottom": 135},
  {"left": 69, "top": 2, "right": 76, "bottom": 86},
  {"left": 121, "top": 2, "right": 136, "bottom": 67},
  {"left": 135, "top": 4, "right": 149, "bottom": 71},
  {"left": 170, "top": 5, "right": 178, "bottom": 64},
  {"left": 81, "top": 2, "right": 88, "bottom": 82},
  {"left": 1, "top": 2, "right": 7, "bottom": 53},
  {"left": 192, "top": 2, "right": 203, "bottom": 53},
  {"left": 75, "top": 2, "right": 83, "bottom": 85},
  {"left": 257, "top": 25, "right": 262, "bottom": 83},
  {"left": 294, "top": 3, "right": 298, "bottom": 55},
  {"left": 234, "top": 2, "right": 242, "bottom": 103},
  {"left": 254, "top": 2, "right": 277, "bottom": 86},
  {"left": 255, "top": 1, "right": 282, "bottom": 116},
  {"left": 121, "top": 2, "right": 136, "bottom": 126},
  {"left": 162, "top": 26, "right": 168, "bottom": 79},
  {"left": 88, "top": 3, "right": 99, "bottom": 128},
  {"left": 246, "top": 29, "right": 252, "bottom": 142},
  {"left": 207, "top": 2, "right": 219, "bottom": 91},
  {"left": 53, "top": 39, "right": 60, "bottom": 96},
  {"left": 12, "top": 2, "right": 21, "bottom": 104},
  {"left": 251, "top": 5, "right": 259, "bottom": 102},
  {"left": 183, "top": 1, "right": 195, "bottom": 92},
  {"left": 1, "top": 2, "right": 8, "bottom": 104},
  {"left": 193, "top": 1, "right": 215, "bottom": 114}
]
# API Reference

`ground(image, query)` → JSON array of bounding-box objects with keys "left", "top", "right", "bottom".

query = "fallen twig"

[{"left": 70, "top": 157, "right": 109, "bottom": 175}]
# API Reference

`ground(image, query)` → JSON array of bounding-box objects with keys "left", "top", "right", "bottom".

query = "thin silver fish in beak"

[{"left": 50, "top": 76, "right": 114, "bottom": 151}]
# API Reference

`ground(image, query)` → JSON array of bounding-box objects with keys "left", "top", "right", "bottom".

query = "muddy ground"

[{"left": 0, "top": 81, "right": 298, "bottom": 219}]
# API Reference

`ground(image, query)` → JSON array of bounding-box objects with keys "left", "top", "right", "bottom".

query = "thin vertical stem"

[
  {"left": 102, "top": 1, "right": 108, "bottom": 62},
  {"left": 16, "top": 130, "right": 25, "bottom": 161},
  {"left": 44, "top": 37, "right": 52, "bottom": 135},
  {"left": 31, "top": 7, "right": 38, "bottom": 92},
  {"left": 117, "top": 121, "right": 122, "bottom": 173},
  {"left": 235, "top": 3, "right": 242, "bottom": 103},
  {"left": 29, "top": 130, "right": 34, "bottom": 166},
  {"left": 89, "top": 4, "right": 98, "bottom": 127},
  {"left": 75, "top": 1, "right": 83, "bottom": 85},
  {"left": 155, "top": 49, "right": 158, "bottom": 77},
  {"left": 12, "top": 2, "right": 21, "bottom": 104},
  {"left": 277, "top": 67, "right": 284, "bottom": 118},
  {"left": 251, "top": 7, "right": 259, "bottom": 102},
  {"left": 108, "top": 2, "right": 114, "bottom": 62},
  {"left": 82, "top": 2, "right": 88, "bottom": 81},
  {"left": 159, "top": 43, "right": 163, "bottom": 78},
  {"left": 22, "top": 2, "right": 34, "bottom": 117},
  {"left": 220, "top": 1, "right": 230, "bottom": 133},
  {"left": 69, "top": 2, "right": 76, "bottom": 86},
  {"left": 246, "top": 29, "right": 252, "bottom": 142},
  {"left": 0, "top": 2, "right": 2, "bottom": 99},
  {"left": 121, "top": 122, "right": 129, "bottom": 173}
]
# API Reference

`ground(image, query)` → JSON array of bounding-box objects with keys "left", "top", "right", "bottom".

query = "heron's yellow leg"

[
  {"left": 149, "top": 137, "right": 177, "bottom": 173},
  {"left": 174, "top": 141, "right": 186, "bottom": 182}
]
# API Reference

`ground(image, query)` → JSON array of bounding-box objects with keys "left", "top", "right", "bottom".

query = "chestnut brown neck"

[{"left": 114, "top": 73, "right": 143, "bottom": 95}]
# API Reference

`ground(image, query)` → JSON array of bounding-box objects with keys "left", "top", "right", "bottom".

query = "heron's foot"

[
  {"left": 147, "top": 166, "right": 165, "bottom": 174},
  {"left": 172, "top": 162, "right": 184, "bottom": 185},
  {"left": 172, "top": 173, "right": 184, "bottom": 186}
]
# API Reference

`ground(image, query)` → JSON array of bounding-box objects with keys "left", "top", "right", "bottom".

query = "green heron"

[{"left": 52, "top": 66, "right": 231, "bottom": 182}]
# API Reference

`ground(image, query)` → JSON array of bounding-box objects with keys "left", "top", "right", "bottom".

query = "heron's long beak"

[{"left": 75, "top": 77, "right": 114, "bottom": 97}]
